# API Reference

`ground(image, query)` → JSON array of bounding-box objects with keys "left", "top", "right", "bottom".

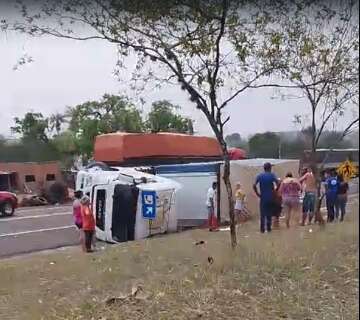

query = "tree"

[
  {"left": 248, "top": 132, "right": 280, "bottom": 158},
  {"left": 317, "top": 131, "right": 353, "bottom": 149},
  {"left": 0, "top": 135, "right": 6, "bottom": 147},
  {"left": 265, "top": 0, "right": 359, "bottom": 223},
  {"left": 6, "top": 0, "right": 346, "bottom": 246},
  {"left": 49, "top": 113, "right": 67, "bottom": 136},
  {"left": 225, "top": 133, "right": 247, "bottom": 149},
  {"left": 147, "top": 100, "right": 193, "bottom": 134},
  {"left": 66, "top": 94, "right": 144, "bottom": 155},
  {"left": 11, "top": 112, "right": 49, "bottom": 143}
]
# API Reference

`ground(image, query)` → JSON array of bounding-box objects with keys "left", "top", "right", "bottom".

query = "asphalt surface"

[{"left": 0, "top": 204, "right": 79, "bottom": 258}]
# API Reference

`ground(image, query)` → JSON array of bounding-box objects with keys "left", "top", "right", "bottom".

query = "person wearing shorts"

[
  {"left": 234, "top": 183, "right": 246, "bottom": 224},
  {"left": 299, "top": 168, "right": 317, "bottom": 225},
  {"left": 279, "top": 172, "right": 301, "bottom": 228}
]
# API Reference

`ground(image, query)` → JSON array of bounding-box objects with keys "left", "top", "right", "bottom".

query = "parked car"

[{"left": 0, "top": 191, "right": 18, "bottom": 217}]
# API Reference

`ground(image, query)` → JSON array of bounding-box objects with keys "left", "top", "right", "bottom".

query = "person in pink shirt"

[
  {"left": 73, "top": 190, "right": 84, "bottom": 251},
  {"left": 279, "top": 172, "right": 301, "bottom": 228}
]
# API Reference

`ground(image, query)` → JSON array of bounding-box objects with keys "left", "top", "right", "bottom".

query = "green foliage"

[
  {"left": 248, "top": 132, "right": 281, "bottom": 158},
  {"left": 225, "top": 133, "right": 247, "bottom": 149},
  {"left": 0, "top": 140, "right": 61, "bottom": 162},
  {"left": 51, "top": 131, "right": 77, "bottom": 155},
  {"left": 11, "top": 112, "right": 49, "bottom": 143},
  {"left": 66, "top": 94, "right": 144, "bottom": 155},
  {"left": 146, "top": 100, "right": 193, "bottom": 134},
  {"left": 317, "top": 132, "right": 353, "bottom": 149},
  {"left": 247, "top": 129, "right": 356, "bottom": 160},
  {"left": 4, "top": 95, "right": 195, "bottom": 163},
  {"left": 49, "top": 113, "right": 67, "bottom": 136}
]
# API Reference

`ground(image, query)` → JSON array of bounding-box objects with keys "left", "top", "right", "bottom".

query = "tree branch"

[{"left": 339, "top": 117, "right": 359, "bottom": 141}]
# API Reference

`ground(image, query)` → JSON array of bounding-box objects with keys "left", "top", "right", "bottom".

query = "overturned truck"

[{"left": 76, "top": 163, "right": 180, "bottom": 243}]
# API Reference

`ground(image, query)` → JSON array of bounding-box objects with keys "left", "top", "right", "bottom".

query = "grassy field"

[{"left": 0, "top": 200, "right": 358, "bottom": 320}]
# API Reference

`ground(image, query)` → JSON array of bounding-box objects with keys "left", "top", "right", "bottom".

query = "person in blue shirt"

[
  {"left": 253, "top": 162, "right": 280, "bottom": 233},
  {"left": 325, "top": 169, "right": 339, "bottom": 222}
]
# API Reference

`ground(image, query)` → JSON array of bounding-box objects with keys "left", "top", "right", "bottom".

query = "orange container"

[{"left": 94, "top": 132, "right": 223, "bottom": 165}]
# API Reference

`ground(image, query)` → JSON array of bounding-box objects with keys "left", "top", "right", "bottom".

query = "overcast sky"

[{"left": 0, "top": 3, "right": 354, "bottom": 139}]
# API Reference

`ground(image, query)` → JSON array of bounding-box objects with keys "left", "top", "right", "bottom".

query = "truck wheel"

[{"left": 2, "top": 201, "right": 15, "bottom": 216}]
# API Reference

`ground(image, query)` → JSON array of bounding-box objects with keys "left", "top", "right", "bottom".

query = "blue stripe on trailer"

[{"left": 154, "top": 162, "right": 221, "bottom": 174}]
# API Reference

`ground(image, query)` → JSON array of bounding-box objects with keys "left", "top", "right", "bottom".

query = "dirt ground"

[{"left": 0, "top": 200, "right": 358, "bottom": 320}]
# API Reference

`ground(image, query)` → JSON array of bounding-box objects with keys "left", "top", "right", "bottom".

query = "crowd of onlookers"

[
  {"left": 206, "top": 163, "right": 350, "bottom": 233},
  {"left": 251, "top": 163, "right": 349, "bottom": 233}
]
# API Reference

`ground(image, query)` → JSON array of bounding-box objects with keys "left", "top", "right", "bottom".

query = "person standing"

[
  {"left": 279, "top": 173, "right": 301, "bottom": 228},
  {"left": 73, "top": 190, "right": 84, "bottom": 251},
  {"left": 206, "top": 182, "right": 218, "bottom": 231},
  {"left": 234, "top": 182, "right": 246, "bottom": 224},
  {"left": 253, "top": 162, "right": 280, "bottom": 233},
  {"left": 299, "top": 168, "right": 317, "bottom": 225},
  {"left": 325, "top": 170, "right": 339, "bottom": 223},
  {"left": 335, "top": 175, "right": 349, "bottom": 222},
  {"left": 272, "top": 181, "right": 283, "bottom": 229},
  {"left": 80, "top": 195, "right": 96, "bottom": 252}
]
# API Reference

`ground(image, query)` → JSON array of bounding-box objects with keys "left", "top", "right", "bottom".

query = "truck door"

[
  {"left": 111, "top": 183, "right": 139, "bottom": 242},
  {"left": 92, "top": 185, "right": 111, "bottom": 242}
]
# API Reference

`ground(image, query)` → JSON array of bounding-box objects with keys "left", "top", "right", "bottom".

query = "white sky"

[{"left": 0, "top": 4, "right": 354, "bottom": 139}]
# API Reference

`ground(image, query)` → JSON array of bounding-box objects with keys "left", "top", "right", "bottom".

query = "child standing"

[{"left": 234, "top": 183, "right": 246, "bottom": 224}]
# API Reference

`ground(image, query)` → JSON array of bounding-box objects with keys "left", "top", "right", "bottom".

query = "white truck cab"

[{"left": 75, "top": 163, "right": 180, "bottom": 243}]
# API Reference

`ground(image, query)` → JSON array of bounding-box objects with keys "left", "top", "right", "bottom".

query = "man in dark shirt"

[
  {"left": 325, "top": 170, "right": 339, "bottom": 223},
  {"left": 335, "top": 175, "right": 349, "bottom": 222},
  {"left": 253, "top": 162, "right": 280, "bottom": 233}
]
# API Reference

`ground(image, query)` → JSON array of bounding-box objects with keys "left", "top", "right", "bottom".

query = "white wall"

[{"left": 159, "top": 172, "right": 217, "bottom": 225}]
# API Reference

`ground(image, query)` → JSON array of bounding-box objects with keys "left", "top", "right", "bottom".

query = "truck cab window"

[{"left": 95, "top": 189, "right": 106, "bottom": 231}]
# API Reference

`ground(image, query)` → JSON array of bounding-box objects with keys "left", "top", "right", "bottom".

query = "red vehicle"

[{"left": 0, "top": 191, "right": 18, "bottom": 217}]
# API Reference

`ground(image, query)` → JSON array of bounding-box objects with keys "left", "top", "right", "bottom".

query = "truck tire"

[{"left": 1, "top": 201, "right": 15, "bottom": 217}]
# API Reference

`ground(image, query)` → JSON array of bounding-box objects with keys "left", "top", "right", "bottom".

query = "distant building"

[{"left": 0, "top": 161, "right": 62, "bottom": 193}]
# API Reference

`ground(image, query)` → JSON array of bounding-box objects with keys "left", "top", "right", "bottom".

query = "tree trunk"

[
  {"left": 223, "top": 154, "right": 237, "bottom": 248},
  {"left": 311, "top": 153, "right": 325, "bottom": 225},
  {"left": 310, "top": 106, "right": 325, "bottom": 225}
]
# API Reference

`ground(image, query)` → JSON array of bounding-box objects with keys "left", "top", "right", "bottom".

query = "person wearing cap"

[
  {"left": 253, "top": 162, "right": 280, "bottom": 233},
  {"left": 80, "top": 195, "right": 96, "bottom": 252}
]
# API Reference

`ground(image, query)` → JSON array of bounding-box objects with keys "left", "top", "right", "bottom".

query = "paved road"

[{"left": 0, "top": 205, "right": 79, "bottom": 258}]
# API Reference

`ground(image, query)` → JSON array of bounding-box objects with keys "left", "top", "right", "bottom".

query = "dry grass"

[{"left": 0, "top": 200, "right": 358, "bottom": 320}]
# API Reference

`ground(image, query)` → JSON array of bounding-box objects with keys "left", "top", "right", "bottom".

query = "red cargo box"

[{"left": 94, "top": 132, "right": 223, "bottom": 165}]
